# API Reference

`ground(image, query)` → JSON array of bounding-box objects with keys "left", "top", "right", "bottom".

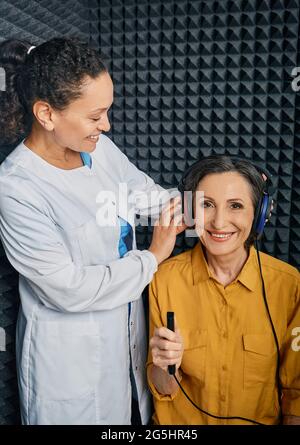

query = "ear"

[{"left": 32, "top": 101, "right": 55, "bottom": 131}]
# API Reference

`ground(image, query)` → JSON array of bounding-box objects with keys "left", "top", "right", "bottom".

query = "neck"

[
  {"left": 24, "top": 126, "right": 81, "bottom": 169},
  {"left": 204, "top": 245, "right": 249, "bottom": 287}
]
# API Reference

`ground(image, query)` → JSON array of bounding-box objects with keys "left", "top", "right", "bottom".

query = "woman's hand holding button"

[{"left": 150, "top": 323, "right": 184, "bottom": 373}]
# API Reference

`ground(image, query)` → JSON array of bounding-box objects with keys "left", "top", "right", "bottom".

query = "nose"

[
  {"left": 98, "top": 113, "right": 111, "bottom": 133},
  {"left": 211, "top": 207, "right": 226, "bottom": 230}
]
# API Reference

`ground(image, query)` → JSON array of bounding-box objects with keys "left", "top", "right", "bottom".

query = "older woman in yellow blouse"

[{"left": 147, "top": 155, "right": 300, "bottom": 425}]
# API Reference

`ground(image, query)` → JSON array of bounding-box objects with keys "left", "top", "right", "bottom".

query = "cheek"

[
  {"left": 55, "top": 120, "right": 85, "bottom": 146},
  {"left": 236, "top": 210, "right": 254, "bottom": 235},
  {"left": 56, "top": 118, "right": 79, "bottom": 135},
  {"left": 200, "top": 208, "right": 213, "bottom": 226},
  {"left": 195, "top": 209, "right": 209, "bottom": 238}
]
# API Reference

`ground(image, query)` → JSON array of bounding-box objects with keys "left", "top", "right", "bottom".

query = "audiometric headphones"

[{"left": 178, "top": 155, "right": 274, "bottom": 239}]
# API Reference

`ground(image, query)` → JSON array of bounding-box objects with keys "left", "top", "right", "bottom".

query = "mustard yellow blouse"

[{"left": 147, "top": 243, "right": 300, "bottom": 424}]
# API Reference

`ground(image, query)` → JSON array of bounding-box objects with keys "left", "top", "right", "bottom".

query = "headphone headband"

[{"left": 179, "top": 155, "right": 273, "bottom": 192}]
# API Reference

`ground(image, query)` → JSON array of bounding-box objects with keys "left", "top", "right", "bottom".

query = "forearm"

[{"left": 149, "top": 364, "right": 182, "bottom": 396}]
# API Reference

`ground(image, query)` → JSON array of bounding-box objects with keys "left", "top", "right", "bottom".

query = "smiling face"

[
  {"left": 49, "top": 71, "right": 113, "bottom": 152},
  {"left": 194, "top": 171, "right": 255, "bottom": 258}
]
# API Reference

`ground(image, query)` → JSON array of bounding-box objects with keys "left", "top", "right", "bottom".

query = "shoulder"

[
  {"left": 0, "top": 142, "right": 25, "bottom": 176},
  {"left": 259, "top": 251, "right": 299, "bottom": 282},
  {"left": 258, "top": 251, "right": 299, "bottom": 306},
  {"left": 153, "top": 249, "right": 193, "bottom": 283},
  {"left": 0, "top": 140, "right": 37, "bottom": 180},
  {"left": 0, "top": 145, "right": 39, "bottom": 210}
]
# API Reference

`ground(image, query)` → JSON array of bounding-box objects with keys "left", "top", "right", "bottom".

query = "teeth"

[
  {"left": 89, "top": 135, "right": 98, "bottom": 139},
  {"left": 210, "top": 232, "right": 232, "bottom": 238}
]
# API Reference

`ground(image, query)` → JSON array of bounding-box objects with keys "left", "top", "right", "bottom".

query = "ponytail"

[
  {"left": 0, "top": 37, "right": 107, "bottom": 149},
  {"left": 0, "top": 39, "right": 34, "bottom": 147}
]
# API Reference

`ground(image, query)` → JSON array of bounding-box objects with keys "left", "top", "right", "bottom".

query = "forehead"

[
  {"left": 196, "top": 172, "right": 253, "bottom": 198},
  {"left": 68, "top": 72, "right": 114, "bottom": 112}
]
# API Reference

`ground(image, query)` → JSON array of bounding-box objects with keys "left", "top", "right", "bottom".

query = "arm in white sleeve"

[
  {"left": 0, "top": 194, "right": 157, "bottom": 313},
  {"left": 125, "top": 158, "right": 174, "bottom": 218},
  {"left": 103, "top": 135, "right": 178, "bottom": 219}
]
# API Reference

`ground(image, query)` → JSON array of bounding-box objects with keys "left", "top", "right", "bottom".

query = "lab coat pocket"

[
  {"left": 29, "top": 393, "right": 98, "bottom": 425},
  {"left": 76, "top": 216, "right": 119, "bottom": 265},
  {"left": 243, "top": 333, "right": 277, "bottom": 389},
  {"left": 29, "top": 320, "right": 100, "bottom": 401},
  {"left": 181, "top": 329, "right": 207, "bottom": 386}
]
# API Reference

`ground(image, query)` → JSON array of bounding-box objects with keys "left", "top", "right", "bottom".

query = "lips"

[
  {"left": 87, "top": 134, "right": 100, "bottom": 142},
  {"left": 207, "top": 231, "right": 236, "bottom": 242}
]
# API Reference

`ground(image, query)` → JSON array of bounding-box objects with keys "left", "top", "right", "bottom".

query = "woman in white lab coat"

[{"left": 0, "top": 37, "right": 184, "bottom": 425}]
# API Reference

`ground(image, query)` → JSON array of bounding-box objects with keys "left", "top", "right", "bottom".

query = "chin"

[
  {"left": 201, "top": 237, "right": 244, "bottom": 257},
  {"left": 82, "top": 143, "right": 97, "bottom": 153},
  {"left": 204, "top": 245, "right": 235, "bottom": 257}
]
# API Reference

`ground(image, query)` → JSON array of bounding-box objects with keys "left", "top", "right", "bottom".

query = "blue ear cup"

[{"left": 252, "top": 192, "right": 272, "bottom": 239}]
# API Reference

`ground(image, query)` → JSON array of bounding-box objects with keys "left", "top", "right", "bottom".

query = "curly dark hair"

[{"left": 0, "top": 37, "right": 107, "bottom": 147}]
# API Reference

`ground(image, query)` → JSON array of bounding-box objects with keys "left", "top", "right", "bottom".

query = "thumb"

[{"left": 174, "top": 315, "right": 181, "bottom": 335}]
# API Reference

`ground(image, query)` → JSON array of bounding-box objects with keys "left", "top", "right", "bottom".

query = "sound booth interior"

[{"left": 0, "top": 0, "right": 299, "bottom": 424}]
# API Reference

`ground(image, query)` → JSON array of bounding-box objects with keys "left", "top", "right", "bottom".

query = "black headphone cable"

[
  {"left": 254, "top": 238, "right": 282, "bottom": 423},
  {"left": 173, "top": 373, "right": 265, "bottom": 425}
]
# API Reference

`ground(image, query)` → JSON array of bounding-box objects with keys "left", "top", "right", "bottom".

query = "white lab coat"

[{"left": 0, "top": 135, "right": 170, "bottom": 425}]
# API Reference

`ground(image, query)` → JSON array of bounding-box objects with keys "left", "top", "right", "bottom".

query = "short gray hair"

[{"left": 183, "top": 155, "right": 266, "bottom": 247}]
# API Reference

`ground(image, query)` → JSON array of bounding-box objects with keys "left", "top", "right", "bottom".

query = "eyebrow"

[
  {"left": 89, "top": 107, "right": 108, "bottom": 113},
  {"left": 202, "top": 196, "right": 245, "bottom": 203},
  {"left": 89, "top": 102, "right": 113, "bottom": 114}
]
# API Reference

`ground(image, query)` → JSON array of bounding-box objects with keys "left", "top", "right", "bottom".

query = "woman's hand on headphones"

[
  {"left": 262, "top": 173, "right": 274, "bottom": 222},
  {"left": 149, "top": 197, "right": 187, "bottom": 265},
  {"left": 266, "top": 201, "right": 274, "bottom": 223}
]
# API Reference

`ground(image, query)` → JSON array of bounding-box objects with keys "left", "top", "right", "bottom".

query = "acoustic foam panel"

[
  {"left": 88, "top": 0, "right": 299, "bottom": 266},
  {"left": 0, "top": 0, "right": 299, "bottom": 425}
]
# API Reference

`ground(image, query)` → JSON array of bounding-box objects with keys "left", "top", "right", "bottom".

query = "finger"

[
  {"left": 176, "top": 223, "right": 188, "bottom": 235},
  {"left": 161, "top": 197, "right": 181, "bottom": 216},
  {"left": 161, "top": 197, "right": 180, "bottom": 214},
  {"left": 173, "top": 211, "right": 184, "bottom": 227},
  {"left": 160, "top": 198, "right": 181, "bottom": 226},
  {"left": 156, "top": 326, "right": 177, "bottom": 341},
  {"left": 174, "top": 316, "right": 182, "bottom": 337},
  {"left": 153, "top": 357, "right": 181, "bottom": 372},
  {"left": 160, "top": 204, "right": 172, "bottom": 227},
  {"left": 152, "top": 349, "right": 180, "bottom": 362},
  {"left": 153, "top": 356, "right": 182, "bottom": 370},
  {"left": 155, "top": 337, "right": 183, "bottom": 351},
  {"left": 151, "top": 328, "right": 181, "bottom": 347},
  {"left": 150, "top": 336, "right": 159, "bottom": 349},
  {"left": 174, "top": 315, "right": 177, "bottom": 331},
  {"left": 153, "top": 325, "right": 183, "bottom": 346},
  {"left": 153, "top": 348, "right": 183, "bottom": 360}
]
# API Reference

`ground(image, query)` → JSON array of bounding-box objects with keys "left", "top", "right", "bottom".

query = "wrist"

[
  {"left": 148, "top": 247, "right": 162, "bottom": 265},
  {"left": 167, "top": 367, "right": 182, "bottom": 396},
  {"left": 175, "top": 367, "right": 182, "bottom": 382},
  {"left": 163, "top": 366, "right": 182, "bottom": 391},
  {"left": 150, "top": 364, "right": 181, "bottom": 396}
]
